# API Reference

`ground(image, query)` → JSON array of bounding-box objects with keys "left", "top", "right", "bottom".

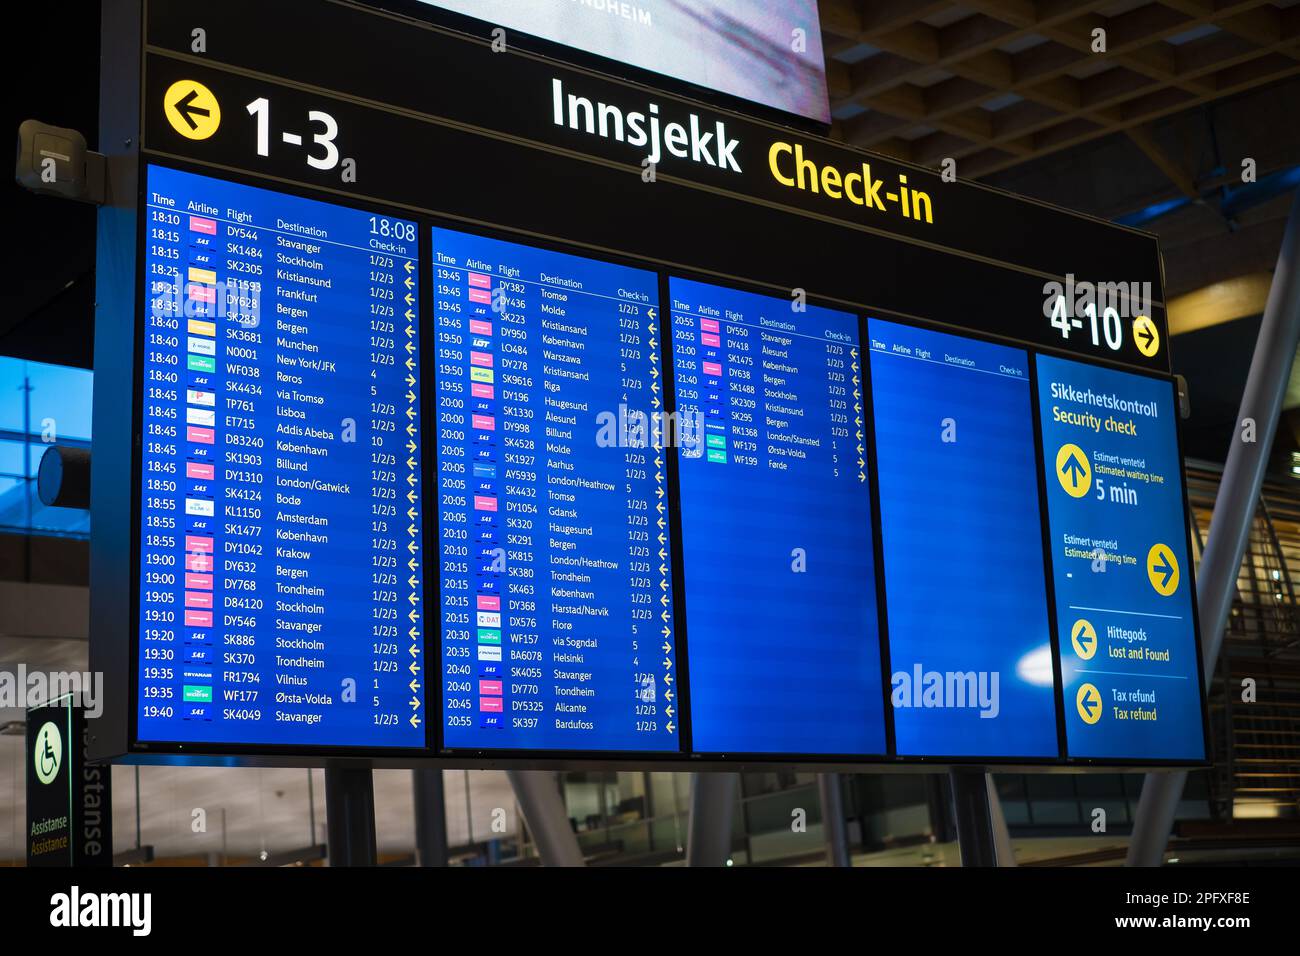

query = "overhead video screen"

[
  {"left": 414, "top": 0, "right": 831, "bottom": 124},
  {"left": 137, "top": 165, "right": 428, "bottom": 749}
]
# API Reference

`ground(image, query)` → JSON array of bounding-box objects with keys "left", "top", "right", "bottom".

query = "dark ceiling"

[
  {"left": 1, "top": 3, "right": 100, "bottom": 368},
  {"left": 820, "top": 0, "right": 1300, "bottom": 177}
]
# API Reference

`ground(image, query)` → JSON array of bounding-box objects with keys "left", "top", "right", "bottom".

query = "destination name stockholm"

[{"left": 550, "top": 78, "right": 935, "bottom": 224}]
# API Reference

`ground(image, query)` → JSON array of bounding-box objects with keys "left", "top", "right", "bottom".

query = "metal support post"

[
  {"left": 686, "top": 772, "right": 738, "bottom": 866},
  {"left": 1128, "top": 192, "right": 1300, "bottom": 866},
  {"left": 506, "top": 770, "right": 585, "bottom": 866},
  {"left": 413, "top": 768, "right": 449, "bottom": 867},
  {"left": 949, "top": 768, "right": 998, "bottom": 867},
  {"left": 986, "top": 774, "right": 1016, "bottom": 866},
  {"left": 818, "top": 773, "right": 852, "bottom": 867},
  {"left": 325, "top": 766, "right": 377, "bottom": 867}
]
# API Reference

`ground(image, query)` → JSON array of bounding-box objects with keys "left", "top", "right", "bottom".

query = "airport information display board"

[
  {"left": 138, "top": 166, "right": 426, "bottom": 748},
  {"left": 1036, "top": 357, "right": 1205, "bottom": 761},
  {"left": 91, "top": 0, "right": 1208, "bottom": 768},
  {"left": 869, "top": 320, "right": 1058, "bottom": 760},
  {"left": 427, "top": 228, "right": 674, "bottom": 752},
  {"left": 670, "top": 280, "right": 886, "bottom": 757}
]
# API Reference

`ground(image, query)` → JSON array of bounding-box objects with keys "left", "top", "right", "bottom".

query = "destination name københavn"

[{"left": 550, "top": 77, "right": 935, "bottom": 225}]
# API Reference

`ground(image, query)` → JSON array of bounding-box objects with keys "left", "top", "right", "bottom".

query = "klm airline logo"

[{"left": 551, "top": 78, "right": 741, "bottom": 171}]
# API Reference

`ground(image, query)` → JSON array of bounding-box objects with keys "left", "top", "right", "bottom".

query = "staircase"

[{"left": 1187, "top": 462, "right": 1300, "bottom": 823}]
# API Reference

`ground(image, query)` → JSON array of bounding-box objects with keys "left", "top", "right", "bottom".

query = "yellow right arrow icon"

[
  {"left": 1147, "top": 543, "right": 1180, "bottom": 595},
  {"left": 1133, "top": 315, "right": 1160, "bottom": 358}
]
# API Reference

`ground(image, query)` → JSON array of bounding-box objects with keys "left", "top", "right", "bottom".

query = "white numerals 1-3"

[{"left": 246, "top": 97, "right": 341, "bottom": 171}]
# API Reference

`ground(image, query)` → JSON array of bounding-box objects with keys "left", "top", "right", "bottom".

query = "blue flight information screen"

[
  {"left": 131, "top": 171, "right": 1207, "bottom": 765},
  {"left": 430, "top": 227, "right": 677, "bottom": 752},
  {"left": 670, "top": 277, "right": 886, "bottom": 755},
  {"left": 1037, "top": 355, "right": 1204, "bottom": 761},
  {"left": 868, "top": 319, "right": 1057, "bottom": 758},
  {"left": 137, "top": 165, "right": 427, "bottom": 748}
]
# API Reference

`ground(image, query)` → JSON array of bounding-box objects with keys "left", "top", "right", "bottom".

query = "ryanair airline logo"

[{"left": 549, "top": 77, "right": 935, "bottom": 225}]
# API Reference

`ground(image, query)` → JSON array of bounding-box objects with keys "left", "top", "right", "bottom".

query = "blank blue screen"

[{"left": 868, "top": 318, "right": 1058, "bottom": 757}]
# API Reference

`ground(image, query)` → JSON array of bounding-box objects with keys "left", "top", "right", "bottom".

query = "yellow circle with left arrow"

[
  {"left": 164, "top": 80, "right": 221, "bottom": 140},
  {"left": 1055, "top": 443, "right": 1091, "bottom": 497},
  {"left": 1071, "top": 619, "right": 1097, "bottom": 660},
  {"left": 1133, "top": 315, "right": 1160, "bottom": 358},
  {"left": 1076, "top": 682, "right": 1103, "bottom": 725},
  {"left": 1146, "top": 543, "right": 1180, "bottom": 596}
]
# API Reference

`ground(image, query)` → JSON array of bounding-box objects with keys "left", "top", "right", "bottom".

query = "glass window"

[
  {"left": 0, "top": 357, "right": 93, "bottom": 537},
  {"left": 0, "top": 357, "right": 93, "bottom": 440},
  {"left": 0, "top": 439, "right": 26, "bottom": 478}
]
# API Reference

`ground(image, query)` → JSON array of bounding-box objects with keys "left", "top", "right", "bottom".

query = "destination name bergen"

[{"left": 549, "top": 78, "right": 936, "bottom": 225}]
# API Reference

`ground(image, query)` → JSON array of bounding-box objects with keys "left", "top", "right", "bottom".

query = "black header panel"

[{"left": 142, "top": 0, "right": 1168, "bottom": 370}]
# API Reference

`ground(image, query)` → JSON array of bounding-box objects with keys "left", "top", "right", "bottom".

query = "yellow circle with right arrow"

[
  {"left": 1132, "top": 315, "right": 1160, "bottom": 358},
  {"left": 1076, "top": 682, "right": 1102, "bottom": 725},
  {"left": 1071, "top": 619, "right": 1097, "bottom": 660},
  {"left": 164, "top": 80, "right": 221, "bottom": 140},
  {"left": 1055, "top": 443, "right": 1091, "bottom": 497},
  {"left": 1146, "top": 543, "right": 1180, "bottom": 596}
]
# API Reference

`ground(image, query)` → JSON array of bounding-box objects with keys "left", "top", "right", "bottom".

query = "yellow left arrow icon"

[
  {"left": 1076, "top": 683, "right": 1103, "bottom": 725},
  {"left": 164, "top": 80, "right": 221, "bottom": 140},
  {"left": 1070, "top": 619, "right": 1097, "bottom": 660}
]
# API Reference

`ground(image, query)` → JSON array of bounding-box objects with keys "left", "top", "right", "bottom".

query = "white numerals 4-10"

[{"left": 1049, "top": 295, "right": 1123, "bottom": 351}]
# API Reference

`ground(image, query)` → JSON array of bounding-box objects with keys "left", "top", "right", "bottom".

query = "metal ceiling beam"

[
  {"left": 1127, "top": 124, "right": 1201, "bottom": 199},
  {"left": 823, "top": 0, "right": 1298, "bottom": 178}
]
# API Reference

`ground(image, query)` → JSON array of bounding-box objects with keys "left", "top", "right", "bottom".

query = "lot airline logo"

[{"left": 549, "top": 77, "right": 935, "bottom": 225}]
